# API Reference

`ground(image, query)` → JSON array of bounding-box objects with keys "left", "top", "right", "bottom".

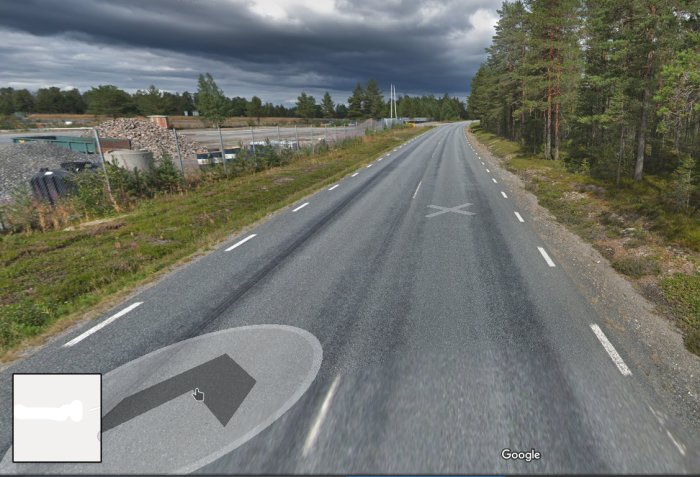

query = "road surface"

[{"left": 0, "top": 122, "right": 697, "bottom": 473}]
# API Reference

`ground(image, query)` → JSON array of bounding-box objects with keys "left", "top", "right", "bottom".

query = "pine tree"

[
  {"left": 247, "top": 96, "right": 262, "bottom": 124},
  {"left": 347, "top": 83, "right": 364, "bottom": 118},
  {"left": 363, "top": 79, "right": 385, "bottom": 119},
  {"left": 296, "top": 92, "right": 316, "bottom": 119},
  {"left": 321, "top": 92, "right": 335, "bottom": 118}
]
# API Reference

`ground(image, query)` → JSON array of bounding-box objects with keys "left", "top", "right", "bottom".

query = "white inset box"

[{"left": 13, "top": 374, "right": 101, "bottom": 463}]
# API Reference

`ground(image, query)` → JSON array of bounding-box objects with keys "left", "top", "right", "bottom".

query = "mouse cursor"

[{"left": 192, "top": 388, "right": 205, "bottom": 401}]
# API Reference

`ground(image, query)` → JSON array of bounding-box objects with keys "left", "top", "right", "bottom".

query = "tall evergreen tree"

[
  {"left": 296, "top": 92, "right": 316, "bottom": 119},
  {"left": 363, "top": 79, "right": 385, "bottom": 118},
  {"left": 321, "top": 92, "right": 335, "bottom": 118},
  {"left": 247, "top": 96, "right": 263, "bottom": 124},
  {"left": 347, "top": 83, "right": 364, "bottom": 118}
]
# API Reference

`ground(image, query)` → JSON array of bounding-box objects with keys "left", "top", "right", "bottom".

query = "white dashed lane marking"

[
  {"left": 537, "top": 246, "right": 556, "bottom": 267},
  {"left": 225, "top": 233, "right": 258, "bottom": 252},
  {"left": 412, "top": 181, "right": 422, "bottom": 199},
  {"left": 64, "top": 302, "right": 143, "bottom": 347},
  {"left": 589, "top": 324, "right": 632, "bottom": 376},
  {"left": 302, "top": 375, "right": 341, "bottom": 456}
]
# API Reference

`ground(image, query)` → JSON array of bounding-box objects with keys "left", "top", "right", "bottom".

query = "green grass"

[
  {"left": 0, "top": 127, "right": 427, "bottom": 357},
  {"left": 661, "top": 274, "right": 700, "bottom": 354},
  {"left": 469, "top": 122, "right": 700, "bottom": 357}
]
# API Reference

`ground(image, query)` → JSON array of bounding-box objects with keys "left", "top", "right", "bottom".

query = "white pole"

[
  {"left": 391, "top": 84, "right": 394, "bottom": 120},
  {"left": 218, "top": 125, "right": 228, "bottom": 174},
  {"left": 92, "top": 127, "right": 114, "bottom": 204}
]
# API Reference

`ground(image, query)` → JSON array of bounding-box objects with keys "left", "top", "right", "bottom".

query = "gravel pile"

[
  {"left": 0, "top": 143, "right": 90, "bottom": 204},
  {"left": 88, "top": 118, "right": 202, "bottom": 169}
]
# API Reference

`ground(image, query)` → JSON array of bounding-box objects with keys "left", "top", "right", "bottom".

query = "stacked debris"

[
  {"left": 0, "top": 143, "right": 89, "bottom": 204},
  {"left": 88, "top": 118, "right": 202, "bottom": 170}
]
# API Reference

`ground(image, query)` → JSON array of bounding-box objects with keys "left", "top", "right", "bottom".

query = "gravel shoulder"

[{"left": 466, "top": 126, "right": 700, "bottom": 431}]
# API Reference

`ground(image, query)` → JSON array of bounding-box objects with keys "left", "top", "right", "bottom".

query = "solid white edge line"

[
  {"left": 537, "top": 246, "right": 556, "bottom": 267},
  {"left": 225, "top": 233, "right": 257, "bottom": 251},
  {"left": 514, "top": 211, "right": 524, "bottom": 222},
  {"left": 589, "top": 324, "right": 632, "bottom": 376},
  {"left": 328, "top": 184, "right": 339, "bottom": 191},
  {"left": 412, "top": 180, "right": 422, "bottom": 199},
  {"left": 302, "top": 375, "right": 341, "bottom": 457},
  {"left": 501, "top": 191, "right": 508, "bottom": 198},
  {"left": 64, "top": 302, "right": 143, "bottom": 347},
  {"left": 351, "top": 172, "right": 359, "bottom": 177},
  {"left": 292, "top": 202, "right": 309, "bottom": 212}
]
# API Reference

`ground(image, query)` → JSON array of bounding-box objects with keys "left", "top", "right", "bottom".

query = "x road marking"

[{"left": 426, "top": 203, "right": 476, "bottom": 218}]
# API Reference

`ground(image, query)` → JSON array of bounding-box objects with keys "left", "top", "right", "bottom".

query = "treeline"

[
  {"left": 467, "top": 0, "right": 699, "bottom": 183},
  {"left": 0, "top": 76, "right": 467, "bottom": 121}
]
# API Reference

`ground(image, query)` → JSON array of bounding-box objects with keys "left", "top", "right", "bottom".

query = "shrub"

[{"left": 611, "top": 256, "right": 661, "bottom": 278}]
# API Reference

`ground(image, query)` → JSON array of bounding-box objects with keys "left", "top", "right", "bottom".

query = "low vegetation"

[
  {"left": 470, "top": 123, "right": 700, "bottom": 356},
  {"left": 0, "top": 126, "right": 426, "bottom": 358}
]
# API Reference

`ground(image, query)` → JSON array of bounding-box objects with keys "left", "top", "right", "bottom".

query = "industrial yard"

[{"left": 0, "top": 116, "right": 377, "bottom": 206}]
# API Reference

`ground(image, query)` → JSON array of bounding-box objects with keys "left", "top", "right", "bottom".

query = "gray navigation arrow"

[{"left": 102, "top": 354, "right": 255, "bottom": 432}]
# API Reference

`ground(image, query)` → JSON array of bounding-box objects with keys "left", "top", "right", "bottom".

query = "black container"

[{"left": 30, "top": 168, "right": 75, "bottom": 205}]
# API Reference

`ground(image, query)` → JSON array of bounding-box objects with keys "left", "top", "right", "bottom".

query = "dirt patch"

[
  {"left": 563, "top": 191, "right": 587, "bottom": 201},
  {"left": 273, "top": 176, "right": 294, "bottom": 185}
]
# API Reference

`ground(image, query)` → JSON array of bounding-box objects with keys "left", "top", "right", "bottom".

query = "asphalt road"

[{"left": 0, "top": 122, "right": 698, "bottom": 473}]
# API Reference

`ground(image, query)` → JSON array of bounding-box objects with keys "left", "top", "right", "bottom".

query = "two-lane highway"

[{"left": 1, "top": 123, "right": 697, "bottom": 474}]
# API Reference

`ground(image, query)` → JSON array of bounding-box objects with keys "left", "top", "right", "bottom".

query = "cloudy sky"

[{"left": 0, "top": 0, "right": 500, "bottom": 105}]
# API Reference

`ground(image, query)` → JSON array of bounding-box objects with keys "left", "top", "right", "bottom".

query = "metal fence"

[{"left": 177, "top": 119, "right": 384, "bottom": 166}]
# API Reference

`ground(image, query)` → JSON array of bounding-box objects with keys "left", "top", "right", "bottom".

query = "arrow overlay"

[{"left": 102, "top": 354, "right": 255, "bottom": 432}]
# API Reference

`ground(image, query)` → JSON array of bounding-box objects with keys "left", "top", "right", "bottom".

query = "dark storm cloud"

[{"left": 0, "top": 0, "right": 500, "bottom": 102}]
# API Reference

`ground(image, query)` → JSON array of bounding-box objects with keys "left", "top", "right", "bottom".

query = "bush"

[
  {"left": 0, "top": 301, "right": 53, "bottom": 348},
  {"left": 612, "top": 256, "right": 661, "bottom": 278}
]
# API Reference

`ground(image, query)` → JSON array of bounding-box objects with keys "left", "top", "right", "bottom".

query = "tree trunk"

[
  {"left": 616, "top": 126, "right": 625, "bottom": 186},
  {"left": 545, "top": 95, "right": 552, "bottom": 160},
  {"left": 553, "top": 28, "right": 562, "bottom": 161},
  {"left": 544, "top": 41, "right": 554, "bottom": 160},
  {"left": 554, "top": 101, "right": 560, "bottom": 161},
  {"left": 634, "top": 87, "right": 650, "bottom": 181}
]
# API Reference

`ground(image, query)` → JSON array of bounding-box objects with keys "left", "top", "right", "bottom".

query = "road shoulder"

[{"left": 466, "top": 126, "right": 700, "bottom": 431}]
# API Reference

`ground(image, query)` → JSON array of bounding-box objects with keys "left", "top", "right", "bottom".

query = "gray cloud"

[{"left": 0, "top": 0, "right": 500, "bottom": 103}]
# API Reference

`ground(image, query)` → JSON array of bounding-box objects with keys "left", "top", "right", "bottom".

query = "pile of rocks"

[
  {"left": 89, "top": 118, "right": 202, "bottom": 169},
  {"left": 0, "top": 143, "right": 89, "bottom": 204}
]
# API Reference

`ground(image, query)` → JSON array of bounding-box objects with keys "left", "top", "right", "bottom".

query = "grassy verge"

[
  {"left": 0, "top": 127, "right": 427, "bottom": 359},
  {"left": 469, "top": 123, "right": 700, "bottom": 356}
]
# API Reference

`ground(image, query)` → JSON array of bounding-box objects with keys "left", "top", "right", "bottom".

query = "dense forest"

[
  {"left": 0, "top": 77, "right": 466, "bottom": 121},
  {"left": 467, "top": 0, "right": 699, "bottom": 184}
]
